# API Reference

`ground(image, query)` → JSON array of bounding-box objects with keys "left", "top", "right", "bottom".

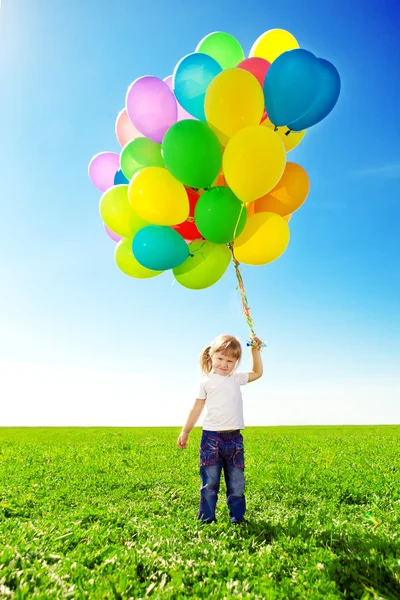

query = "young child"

[{"left": 177, "top": 334, "right": 263, "bottom": 524}]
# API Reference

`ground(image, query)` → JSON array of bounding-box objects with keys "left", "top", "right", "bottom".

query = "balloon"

[
  {"left": 205, "top": 69, "right": 264, "bottom": 145},
  {"left": 114, "top": 170, "right": 129, "bottom": 185},
  {"left": 172, "top": 188, "right": 202, "bottom": 241},
  {"left": 253, "top": 163, "right": 310, "bottom": 216},
  {"left": 132, "top": 225, "right": 189, "bottom": 270},
  {"left": 264, "top": 49, "right": 322, "bottom": 127},
  {"left": 99, "top": 185, "right": 148, "bottom": 238},
  {"left": 128, "top": 167, "right": 189, "bottom": 226},
  {"left": 234, "top": 212, "right": 290, "bottom": 265},
  {"left": 196, "top": 32, "right": 245, "bottom": 70},
  {"left": 287, "top": 59, "right": 341, "bottom": 131},
  {"left": 223, "top": 125, "right": 286, "bottom": 203},
  {"left": 126, "top": 76, "right": 177, "bottom": 143},
  {"left": 120, "top": 138, "right": 164, "bottom": 181},
  {"left": 250, "top": 29, "right": 299, "bottom": 63},
  {"left": 173, "top": 240, "right": 231, "bottom": 289},
  {"left": 115, "top": 108, "right": 144, "bottom": 147},
  {"left": 115, "top": 238, "right": 163, "bottom": 278},
  {"left": 213, "top": 171, "right": 226, "bottom": 186},
  {"left": 104, "top": 224, "right": 122, "bottom": 243},
  {"left": 161, "top": 120, "right": 222, "bottom": 189},
  {"left": 88, "top": 152, "right": 120, "bottom": 192},
  {"left": 261, "top": 117, "right": 306, "bottom": 151},
  {"left": 195, "top": 187, "right": 247, "bottom": 244},
  {"left": 173, "top": 53, "right": 222, "bottom": 121},
  {"left": 163, "top": 75, "right": 196, "bottom": 121},
  {"left": 248, "top": 202, "right": 292, "bottom": 222},
  {"left": 237, "top": 57, "right": 271, "bottom": 87}
]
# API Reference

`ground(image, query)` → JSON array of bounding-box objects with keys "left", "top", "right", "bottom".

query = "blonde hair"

[{"left": 200, "top": 334, "right": 242, "bottom": 375}]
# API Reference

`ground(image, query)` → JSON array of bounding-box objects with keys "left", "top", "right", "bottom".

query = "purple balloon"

[
  {"left": 126, "top": 76, "right": 178, "bottom": 143},
  {"left": 104, "top": 224, "right": 122, "bottom": 243},
  {"left": 88, "top": 152, "right": 120, "bottom": 192},
  {"left": 163, "top": 75, "right": 197, "bottom": 121}
]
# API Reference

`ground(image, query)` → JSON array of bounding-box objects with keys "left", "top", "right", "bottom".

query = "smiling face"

[{"left": 211, "top": 351, "right": 237, "bottom": 376}]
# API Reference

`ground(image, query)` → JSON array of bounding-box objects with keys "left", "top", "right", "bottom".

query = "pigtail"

[{"left": 200, "top": 345, "right": 213, "bottom": 374}]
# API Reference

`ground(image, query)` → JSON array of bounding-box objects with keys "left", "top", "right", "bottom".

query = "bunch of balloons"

[{"left": 88, "top": 29, "right": 340, "bottom": 290}]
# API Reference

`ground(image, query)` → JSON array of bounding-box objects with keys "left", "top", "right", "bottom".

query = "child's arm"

[
  {"left": 248, "top": 347, "right": 263, "bottom": 383},
  {"left": 177, "top": 399, "right": 205, "bottom": 449}
]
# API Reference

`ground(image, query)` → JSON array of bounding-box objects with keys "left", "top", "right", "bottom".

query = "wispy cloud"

[{"left": 353, "top": 162, "right": 400, "bottom": 178}]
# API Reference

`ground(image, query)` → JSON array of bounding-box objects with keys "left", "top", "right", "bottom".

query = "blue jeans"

[{"left": 198, "top": 430, "right": 246, "bottom": 524}]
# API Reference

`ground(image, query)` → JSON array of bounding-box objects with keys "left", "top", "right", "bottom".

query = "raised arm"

[{"left": 248, "top": 347, "right": 263, "bottom": 383}]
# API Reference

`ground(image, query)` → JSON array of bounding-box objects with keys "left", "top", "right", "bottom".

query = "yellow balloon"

[
  {"left": 254, "top": 162, "right": 310, "bottom": 216},
  {"left": 223, "top": 125, "right": 286, "bottom": 203},
  {"left": 262, "top": 117, "right": 306, "bottom": 152},
  {"left": 234, "top": 212, "right": 290, "bottom": 265},
  {"left": 99, "top": 185, "right": 148, "bottom": 238},
  {"left": 115, "top": 238, "right": 163, "bottom": 279},
  {"left": 250, "top": 29, "right": 299, "bottom": 63},
  {"left": 205, "top": 69, "right": 264, "bottom": 146},
  {"left": 128, "top": 167, "right": 189, "bottom": 226}
]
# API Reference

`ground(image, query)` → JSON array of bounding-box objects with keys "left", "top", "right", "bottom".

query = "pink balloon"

[
  {"left": 237, "top": 57, "right": 271, "bottom": 87},
  {"left": 126, "top": 76, "right": 178, "bottom": 143},
  {"left": 115, "top": 108, "right": 144, "bottom": 147},
  {"left": 163, "top": 75, "right": 197, "bottom": 121},
  {"left": 104, "top": 224, "right": 122, "bottom": 243},
  {"left": 88, "top": 152, "right": 120, "bottom": 192}
]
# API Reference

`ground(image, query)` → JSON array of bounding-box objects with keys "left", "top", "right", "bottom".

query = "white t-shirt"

[{"left": 197, "top": 371, "right": 249, "bottom": 431}]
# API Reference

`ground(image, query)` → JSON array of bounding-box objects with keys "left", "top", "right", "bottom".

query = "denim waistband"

[{"left": 203, "top": 429, "right": 241, "bottom": 438}]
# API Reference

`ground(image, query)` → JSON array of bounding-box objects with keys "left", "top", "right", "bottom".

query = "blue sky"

[{"left": 0, "top": 0, "right": 399, "bottom": 426}]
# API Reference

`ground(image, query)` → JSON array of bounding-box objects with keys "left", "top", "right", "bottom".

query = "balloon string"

[{"left": 228, "top": 239, "right": 266, "bottom": 351}]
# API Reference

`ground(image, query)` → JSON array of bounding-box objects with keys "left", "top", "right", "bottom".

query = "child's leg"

[
  {"left": 198, "top": 431, "right": 222, "bottom": 523},
  {"left": 198, "top": 463, "right": 223, "bottom": 523},
  {"left": 223, "top": 434, "right": 246, "bottom": 523}
]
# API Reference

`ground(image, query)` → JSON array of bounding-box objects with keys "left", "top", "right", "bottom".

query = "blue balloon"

[
  {"left": 263, "top": 49, "right": 322, "bottom": 127},
  {"left": 287, "top": 59, "right": 341, "bottom": 131},
  {"left": 173, "top": 53, "right": 222, "bottom": 121},
  {"left": 114, "top": 169, "right": 129, "bottom": 185},
  {"left": 132, "top": 226, "right": 189, "bottom": 271}
]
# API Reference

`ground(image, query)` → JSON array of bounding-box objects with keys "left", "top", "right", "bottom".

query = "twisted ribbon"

[{"left": 228, "top": 200, "right": 266, "bottom": 351}]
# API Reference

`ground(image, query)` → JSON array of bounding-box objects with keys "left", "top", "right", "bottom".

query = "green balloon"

[
  {"left": 194, "top": 186, "right": 247, "bottom": 244},
  {"left": 173, "top": 240, "right": 231, "bottom": 290},
  {"left": 196, "top": 32, "right": 245, "bottom": 70},
  {"left": 120, "top": 138, "right": 164, "bottom": 180},
  {"left": 162, "top": 120, "right": 222, "bottom": 189}
]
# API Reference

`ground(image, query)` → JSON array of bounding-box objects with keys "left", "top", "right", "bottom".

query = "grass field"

[{"left": 0, "top": 426, "right": 399, "bottom": 599}]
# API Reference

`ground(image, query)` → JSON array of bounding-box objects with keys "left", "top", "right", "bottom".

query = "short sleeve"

[
  {"left": 236, "top": 372, "right": 249, "bottom": 385},
  {"left": 197, "top": 379, "right": 207, "bottom": 399}
]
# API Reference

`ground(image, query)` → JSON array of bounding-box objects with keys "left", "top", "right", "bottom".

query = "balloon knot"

[{"left": 285, "top": 129, "right": 292, "bottom": 136}]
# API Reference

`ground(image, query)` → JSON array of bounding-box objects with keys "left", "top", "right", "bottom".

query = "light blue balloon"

[
  {"left": 173, "top": 53, "right": 222, "bottom": 121},
  {"left": 114, "top": 169, "right": 129, "bottom": 185},
  {"left": 263, "top": 49, "right": 322, "bottom": 127},
  {"left": 132, "top": 226, "right": 189, "bottom": 271},
  {"left": 287, "top": 59, "right": 341, "bottom": 131}
]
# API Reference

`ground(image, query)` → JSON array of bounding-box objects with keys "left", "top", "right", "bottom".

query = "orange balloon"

[
  {"left": 247, "top": 201, "right": 255, "bottom": 217},
  {"left": 253, "top": 162, "right": 309, "bottom": 217},
  {"left": 213, "top": 171, "right": 226, "bottom": 186},
  {"left": 115, "top": 109, "right": 144, "bottom": 147},
  {"left": 251, "top": 201, "right": 291, "bottom": 220}
]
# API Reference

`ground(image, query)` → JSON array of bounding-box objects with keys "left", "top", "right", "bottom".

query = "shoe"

[
  {"left": 231, "top": 518, "right": 248, "bottom": 525},
  {"left": 200, "top": 519, "right": 216, "bottom": 525}
]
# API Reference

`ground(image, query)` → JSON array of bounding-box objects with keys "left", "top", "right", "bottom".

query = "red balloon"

[
  {"left": 173, "top": 188, "right": 202, "bottom": 241},
  {"left": 237, "top": 57, "right": 271, "bottom": 87}
]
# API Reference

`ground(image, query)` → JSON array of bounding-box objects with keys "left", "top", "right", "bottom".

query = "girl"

[{"left": 177, "top": 334, "right": 263, "bottom": 524}]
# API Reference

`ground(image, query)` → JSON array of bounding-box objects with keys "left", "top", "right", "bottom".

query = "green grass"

[{"left": 0, "top": 426, "right": 399, "bottom": 599}]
